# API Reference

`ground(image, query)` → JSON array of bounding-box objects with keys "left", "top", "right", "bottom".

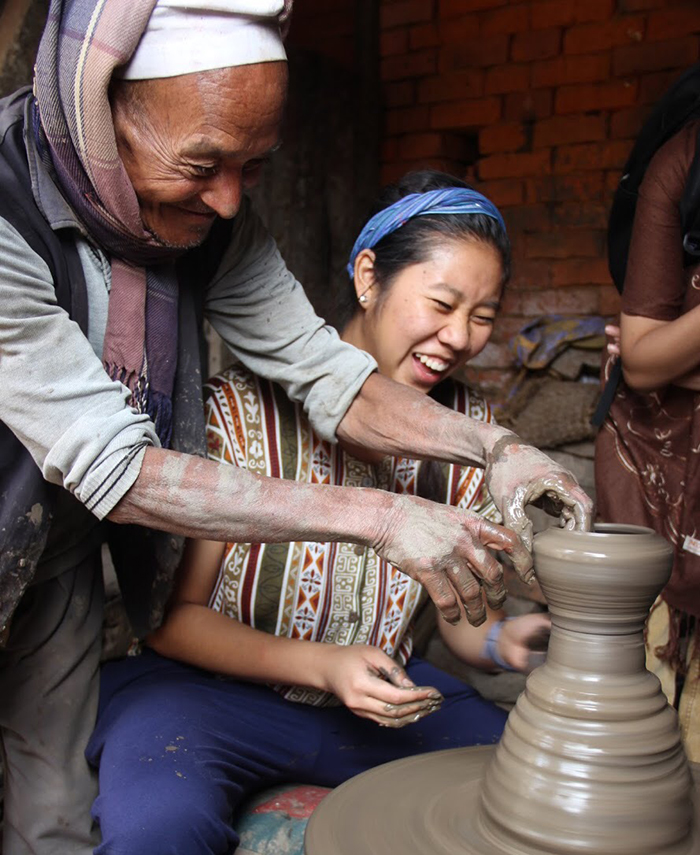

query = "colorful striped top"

[{"left": 204, "top": 363, "right": 500, "bottom": 706}]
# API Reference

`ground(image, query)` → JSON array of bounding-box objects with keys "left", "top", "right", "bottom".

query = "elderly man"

[{"left": 0, "top": 0, "right": 591, "bottom": 853}]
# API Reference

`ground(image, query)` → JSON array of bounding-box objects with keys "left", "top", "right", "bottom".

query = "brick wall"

[{"left": 379, "top": 0, "right": 700, "bottom": 401}]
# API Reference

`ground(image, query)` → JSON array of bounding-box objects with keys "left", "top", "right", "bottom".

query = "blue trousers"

[{"left": 87, "top": 649, "right": 507, "bottom": 855}]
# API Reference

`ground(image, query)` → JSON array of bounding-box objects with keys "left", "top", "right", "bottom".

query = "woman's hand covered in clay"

[
  {"left": 485, "top": 434, "right": 594, "bottom": 551},
  {"left": 496, "top": 613, "right": 551, "bottom": 673},
  {"left": 605, "top": 324, "right": 621, "bottom": 360},
  {"left": 319, "top": 645, "right": 443, "bottom": 728},
  {"left": 373, "top": 495, "right": 531, "bottom": 626}
]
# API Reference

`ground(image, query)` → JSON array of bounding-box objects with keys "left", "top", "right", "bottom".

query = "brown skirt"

[{"left": 595, "top": 355, "right": 700, "bottom": 623}]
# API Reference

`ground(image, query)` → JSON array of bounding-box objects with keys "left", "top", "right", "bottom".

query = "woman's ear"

[{"left": 353, "top": 249, "right": 376, "bottom": 307}]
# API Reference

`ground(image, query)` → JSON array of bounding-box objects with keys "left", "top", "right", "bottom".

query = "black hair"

[
  {"left": 339, "top": 169, "right": 511, "bottom": 325},
  {"left": 343, "top": 170, "right": 510, "bottom": 503}
]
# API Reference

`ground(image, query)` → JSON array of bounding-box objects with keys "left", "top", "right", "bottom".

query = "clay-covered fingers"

[
  {"left": 369, "top": 684, "right": 444, "bottom": 728},
  {"left": 528, "top": 475, "right": 594, "bottom": 535},
  {"left": 477, "top": 516, "right": 533, "bottom": 587}
]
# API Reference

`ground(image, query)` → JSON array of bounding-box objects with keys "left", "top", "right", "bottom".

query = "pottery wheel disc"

[
  {"left": 304, "top": 745, "right": 504, "bottom": 855},
  {"left": 304, "top": 745, "right": 700, "bottom": 855}
]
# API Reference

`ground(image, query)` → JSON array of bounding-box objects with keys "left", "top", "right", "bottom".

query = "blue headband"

[{"left": 347, "top": 187, "right": 507, "bottom": 278}]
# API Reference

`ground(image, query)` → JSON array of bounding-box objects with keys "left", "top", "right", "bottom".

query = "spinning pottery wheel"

[{"left": 305, "top": 524, "right": 698, "bottom": 855}]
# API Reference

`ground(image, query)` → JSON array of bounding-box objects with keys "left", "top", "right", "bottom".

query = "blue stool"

[{"left": 234, "top": 783, "right": 332, "bottom": 855}]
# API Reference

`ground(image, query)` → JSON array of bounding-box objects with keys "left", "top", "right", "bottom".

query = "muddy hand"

[
  {"left": 485, "top": 433, "right": 594, "bottom": 552},
  {"left": 320, "top": 645, "right": 443, "bottom": 727},
  {"left": 374, "top": 494, "right": 531, "bottom": 626}
]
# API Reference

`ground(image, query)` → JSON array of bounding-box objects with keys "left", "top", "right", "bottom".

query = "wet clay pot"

[
  {"left": 304, "top": 524, "right": 696, "bottom": 855},
  {"left": 478, "top": 523, "right": 693, "bottom": 855}
]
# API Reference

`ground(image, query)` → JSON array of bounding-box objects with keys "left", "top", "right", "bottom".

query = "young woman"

[
  {"left": 595, "top": 121, "right": 700, "bottom": 762},
  {"left": 87, "top": 171, "right": 549, "bottom": 855}
]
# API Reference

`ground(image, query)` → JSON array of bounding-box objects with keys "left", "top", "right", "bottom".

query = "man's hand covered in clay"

[
  {"left": 373, "top": 495, "right": 531, "bottom": 627},
  {"left": 485, "top": 433, "right": 594, "bottom": 551}
]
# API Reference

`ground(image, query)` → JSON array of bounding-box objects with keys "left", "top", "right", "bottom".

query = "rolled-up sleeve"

[
  {"left": 0, "top": 219, "right": 159, "bottom": 519},
  {"left": 205, "top": 199, "right": 377, "bottom": 442}
]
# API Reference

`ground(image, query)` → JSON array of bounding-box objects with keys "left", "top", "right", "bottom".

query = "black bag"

[{"left": 592, "top": 62, "right": 700, "bottom": 426}]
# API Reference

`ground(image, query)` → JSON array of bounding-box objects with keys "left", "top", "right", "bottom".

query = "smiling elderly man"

[{"left": 0, "top": 0, "right": 591, "bottom": 853}]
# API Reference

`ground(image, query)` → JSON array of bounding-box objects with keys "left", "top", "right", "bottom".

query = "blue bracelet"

[{"left": 480, "top": 618, "right": 518, "bottom": 672}]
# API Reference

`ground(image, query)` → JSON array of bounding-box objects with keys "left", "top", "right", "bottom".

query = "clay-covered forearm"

[
  {"left": 108, "top": 446, "right": 388, "bottom": 546},
  {"left": 337, "top": 373, "right": 512, "bottom": 468},
  {"left": 621, "top": 308, "right": 700, "bottom": 391},
  {"left": 148, "top": 602, "right": 330, "bottom": 689}
]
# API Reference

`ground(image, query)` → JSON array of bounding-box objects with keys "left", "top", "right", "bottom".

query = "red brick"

[
  {"left": 409, "top": 22, "right": 441, "bottom": 49},
  {"left": 436, "top": 16, "right": 480, "bottom": 44},
  {"left": 479, "top": 149, "right": 551, "bottom": 181},
  {"left": 476, "top": 178, "right": 525, "bottom": 207},
  {"left": 553, "top": 140, "right": 632, "bottom": 173},
  {"left": 385, "top": 105, "right": 431, "bottom": 134},
  {"left": 555, "top": 79, "right": 638, "bottom": 114},
  {"left": 439, "top": 34, "right": 509, "bottom": 70},
  {"left": 504, "top": 89, "right": 553, "bottom": 121},
  {"left": 609, "top": 105, "right": 651, "bottom": 139},
  {"left": 511, "top": 28, "right": 562, "bottom": 62},
  {"left": 492, "top": 316, "right": 532, "bottom": 343},
  {"left": 564, "top": 16, "right": 645, "bottom": 55},
  {"left": 417, "top": 69, "right": 484, "bottom": 103},
  {"left": 382, "top": 50, "right": 437, "bottom": 81},
  {"left": 599, "top": 285, "right": 622, "bottom": 316},
  {"left": 381, "top": 162, "right": 411, "bottom": 185},
  {"left": 519, "top": 286, "right": 600, "bottom": 315},
  {"left": 575, "top": 0, "right": 615, "bottom": 23},
  {"left": 479, "top": 122, "right": 527, "bottom": 154},
  {"left": 638, "top": 70, "right": 684, "bottom": 105},
  {"left": 503, "top": 204, "right": 551, "bottom": 233},
  {"left": 531, "top": 0, "right": 575, "bottom": 30},
  {"left": 480, "top": 4, "right": 530, "bottom": 35},
  {"left": 525, "top": 229, "right": 603, "bottom": 259},
  {"left": 508, "top": 259, "right": 553, "bottom": 289},
  {"left": 533, "top": 114, "right": 606, "bottom": 148},
  {"left": 398, "top": 132, "right": 448, "bottom": 159},
  {"left": 485, "top": 63, "right": 531, "bottom": 94},
  {"left": 525, "top": 172, "right": 605, "bottom": 203},
  {"left": 613, "top": 37, "right": 700, "bottom": 76},
  {"left": 439, "top": 0, "right": 507, "bottom": 14},
  {"left": 466, "top": 340, "right": 513, "bottom": 369},
  {"left": 604, "top": 169, "right": 622, "bottom": 194},
  {"left": 381, "top": 0, "right": 434, "bottom": 29},
  {"left": 381, "top": 28, "right": 409, "bottom": 56},
  {"left": 497, "top": 291, "right": 523, "bottom": 317},
  {"left": 382, "top": 138, "right": 400, "bottom": 162},
  {"left": 532, "top": 54, "right": 610, "bottom": 89},
  {"left": 646, "top": 7, "right": 700, "bottom": 42},
  {"left": 462, "top": 367, "right": 516, "bottom": 404},
  {"left": 384, "top": 80, "right": 416, "bottom": 108},
  {"left": 430, "top": 96, "right": 502, "bottom": 129},
  {"left": 552, "top": 202, "right": 608, "bottom": 228},
  {"left": 619, "top": 0, "right": 667, "bottom": 9},
  {"left": 550, "top": 258, "right": 612, "bottom": 286}
]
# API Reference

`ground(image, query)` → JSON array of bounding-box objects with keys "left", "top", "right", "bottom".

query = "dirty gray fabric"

[{"left": 0, "top": 551, "right": 103, "bottom": 855}]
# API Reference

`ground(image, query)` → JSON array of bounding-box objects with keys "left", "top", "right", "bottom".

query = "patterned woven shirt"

[{"left": 204, "top": 364, "right": 500, "bottom": 706}]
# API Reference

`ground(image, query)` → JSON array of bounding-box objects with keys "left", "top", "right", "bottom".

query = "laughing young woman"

[{"left": 88, "top": 171, "right": 549, "bottom": 855}]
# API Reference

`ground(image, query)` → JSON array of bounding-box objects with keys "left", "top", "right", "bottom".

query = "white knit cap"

[{"left": 120, "top": 0, "right": 288, "bottom": 80}]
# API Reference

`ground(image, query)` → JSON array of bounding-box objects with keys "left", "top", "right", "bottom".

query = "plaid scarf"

[{"left": 33, "top": 0, "right": 181, "bottom": 447}]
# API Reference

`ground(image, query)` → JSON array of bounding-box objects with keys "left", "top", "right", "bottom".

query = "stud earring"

[{"left": 359, "top": 294, "right": 368, "bottom": 304}]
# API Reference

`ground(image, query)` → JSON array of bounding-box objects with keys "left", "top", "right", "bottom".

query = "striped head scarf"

[
  {"left": 32, "top": 0, "right": 291, "bottom": 447},
  {"left": 347, "top": 188, "right": 507, "bottom": 278}
]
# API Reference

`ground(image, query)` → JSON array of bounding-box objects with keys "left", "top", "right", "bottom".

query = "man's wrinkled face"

[{"left": 111, "top": 62, "right": 287, "bottom": 249}]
